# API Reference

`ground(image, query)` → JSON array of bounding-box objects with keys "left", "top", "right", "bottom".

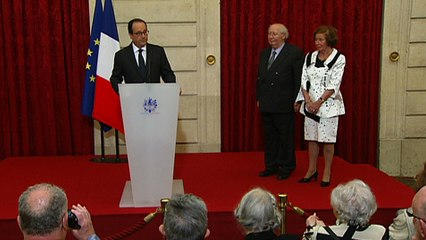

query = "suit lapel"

[
  {"left": 268, "top": 44, "right": 289, "bottom": 71},
  {"left": 127, "top": 44, "right": 147, "bottom": 79},
  {"left": 126, "top": 44, "right": 139, "bottom": 69},
  {"left": 146, "top": 44, "right": 151, "bottom": 68},
  {"left": 263, "top": 49, "right": 273, "bottom": 71},
  {"left": 276, "top": 46, "right": 287, "bottom": 62}
]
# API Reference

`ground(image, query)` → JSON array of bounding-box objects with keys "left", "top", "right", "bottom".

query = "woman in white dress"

[{"left": 297, "top": 25, "right": 346, "bottom": 187}]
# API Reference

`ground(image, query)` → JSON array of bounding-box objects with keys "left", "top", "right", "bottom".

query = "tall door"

[
  {"left": 89, "top": 0, "right": 221, "bottom": 154},
  {"left": 380, "top": 0, "right": 426, "bottom": 176}
]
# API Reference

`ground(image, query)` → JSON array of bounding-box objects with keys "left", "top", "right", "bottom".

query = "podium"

[{"left": 118, "top": 83, "right": 181, "bottom": 207}]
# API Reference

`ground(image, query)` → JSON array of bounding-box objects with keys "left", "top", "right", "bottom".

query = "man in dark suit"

[
  {"left": 110, "top": 18, "right": 176, "bottom": 93},
  {"left": 256, "top": 23, "right": 303, "bottom": 180}
]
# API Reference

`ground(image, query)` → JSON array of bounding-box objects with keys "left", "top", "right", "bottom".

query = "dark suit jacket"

[
  {"left": 110, "top": 43, "right": 176, "bottom": 92},
  {"left": 256, "top": 43, "right": 303, "bottom": 113}
]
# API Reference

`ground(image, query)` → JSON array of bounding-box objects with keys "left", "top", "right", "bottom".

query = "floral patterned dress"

[{"left": 297, "top": 49, "right": 345, "bottom": 118}]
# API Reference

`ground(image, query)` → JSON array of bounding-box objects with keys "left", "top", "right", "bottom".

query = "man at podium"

[
  {"left": 113, "top": 18, "right": 181, "bottom": 208},
  {"left": 110, "top": 18, "right": 176, "bottom": 93}
]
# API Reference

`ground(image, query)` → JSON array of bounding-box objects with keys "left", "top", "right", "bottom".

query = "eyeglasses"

[
  {"left": 406, "top": 209, "right": 426, "bottom": 223},
  {"left": 268, "top": 32, "right": 282, "bottom": 37},
  {"left": 133, "top": 30, "right": 149, "bottom": 36}
]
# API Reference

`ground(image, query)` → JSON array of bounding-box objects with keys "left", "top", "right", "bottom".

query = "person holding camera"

[{"left": 17, "top": 183, "right": 99, "bottom": 240}]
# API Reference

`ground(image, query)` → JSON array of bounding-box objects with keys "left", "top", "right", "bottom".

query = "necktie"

[
  {"left": 138, "top": 49, "right": 147, "bottom": 77},
  {"left": 267, "top": 50, "right": 276, "bottom": 70}
]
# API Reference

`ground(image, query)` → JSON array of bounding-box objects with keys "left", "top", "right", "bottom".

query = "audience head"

[
  {"left": 234, "top": 187, "right": 281, "bottom": 234},
  {"left": 412, "top": 186, "right": 426, "bottom": 240},
  {"left": 330, "top": 179, "right": 377, "bottom": 228},
  {"left": 17, "top": 183, "right": 68, "bottom": 239},
  {"left": 314, "top": 25, "right": 338, "bottom": 47},
  {"left": 159, "top": 193, "right": 210, "bottom": 240},
  {"left": 415, "top": 162, "right": 426, "bottom": 191}
]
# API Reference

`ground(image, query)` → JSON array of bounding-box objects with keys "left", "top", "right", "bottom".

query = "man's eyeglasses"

[
  {"left": 406, "top": 209, "right": 426, "bottom": 223},
  {"left": 133, "top": 30, "right": 149, "bottom": 36},
  {"left": 268, "top": 32, "right": 282, "bottom": 37}
]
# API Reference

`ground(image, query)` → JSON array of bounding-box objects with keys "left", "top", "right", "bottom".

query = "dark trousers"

[{"left": 261, "top": 112, "right": 296, "bottom": 171}]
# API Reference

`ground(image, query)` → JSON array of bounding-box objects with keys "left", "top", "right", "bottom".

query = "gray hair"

[
  {"left": 270, "top": 23, "right": 289, "bottom": 39},
  {"left": 163, "top": 193, "right": 208, "bottom": 240},
  {"left": 234, "top": 187, "right": 281, "bottom": 233},
  {"left": 18, "top": 183, "right": 68, "bottom": 236},
  {"left": 331, "top": 179, "right": 377, "bottom": 227}
]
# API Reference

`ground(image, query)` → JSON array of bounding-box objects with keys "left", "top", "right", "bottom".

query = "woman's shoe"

[
  {"left": 298, "top": 171, "right": 318, "bottom": 183},
  {"left": 320, "top": 175, "right": 331, "bottom": 187}
]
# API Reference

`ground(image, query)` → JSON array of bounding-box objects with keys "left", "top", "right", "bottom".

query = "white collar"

[{"left": 132, "top": 43, "right": 147, "bottom": 53}]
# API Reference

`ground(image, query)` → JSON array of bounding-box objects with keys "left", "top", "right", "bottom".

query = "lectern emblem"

[{"left": 143, "top": 97, "right": 158, "bottom": 113}]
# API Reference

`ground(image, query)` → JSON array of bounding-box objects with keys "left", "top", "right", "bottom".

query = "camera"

[{"left": 68, "top": 210, "right": 81, "bottom": 229}]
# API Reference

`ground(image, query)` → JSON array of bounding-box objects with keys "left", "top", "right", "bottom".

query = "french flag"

[{"left": 92, "top": 0, "right": 124, "bottom": 133}]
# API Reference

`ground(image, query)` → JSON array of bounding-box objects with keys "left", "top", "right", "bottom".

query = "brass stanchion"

[
  {"left": 104, "top": 198, "right": 170, "bottom": 240},
  {"left": 144, "top": 198, "right": 169, "bottom": 222},
  {"left": 278, "top": 194, "right": 287, "bottom": 234}
]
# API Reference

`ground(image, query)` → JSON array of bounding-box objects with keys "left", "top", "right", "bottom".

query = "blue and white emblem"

[{"left": 143, "top": 97, "right": 158, "bottom": 113}]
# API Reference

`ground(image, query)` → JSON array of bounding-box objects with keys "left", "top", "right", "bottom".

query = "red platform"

[{"left": 0, "top": 152, "right": 414, "bottom": 239}]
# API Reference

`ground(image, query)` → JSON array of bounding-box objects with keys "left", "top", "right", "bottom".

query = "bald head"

[
  {"left": 27, "top": 188, "right": 51, "bottom": 213},
  {"left": 18, "top": 183, "right": 68, "bottom": 236},
  {"left": 412, "top": 186, "right": 426, "bottom": 240},
  {"left": 413, "top": 186, "right": 426, "bottom": 217}
]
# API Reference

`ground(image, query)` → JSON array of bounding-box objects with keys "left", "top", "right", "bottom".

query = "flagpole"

[
  {"left": 90, "top": 122, "right": 111, "bottom": 163},
  {"left": 91, "top": 122, "right": 127, "bottom": 163},
  {"left": 112, "top": 128, "right": 127, "bottom": 163}
]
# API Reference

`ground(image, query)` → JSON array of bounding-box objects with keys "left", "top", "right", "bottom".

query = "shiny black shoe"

[
  {"left": 320, "top": 175, "right": 331, "bottom": 187},
  {"left": 277, "top": 168, "right": 294, "bottom": 180},
  {"left": 298, "top": 171, "right": 318, "bottom": 183},
  {"left": 259, "top": 168, "right": 278, "bottom": 177}
]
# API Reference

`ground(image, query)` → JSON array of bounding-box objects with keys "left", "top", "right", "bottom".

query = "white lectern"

[{"left": 118, "top": 83, "right": 181, "bottom": 207}]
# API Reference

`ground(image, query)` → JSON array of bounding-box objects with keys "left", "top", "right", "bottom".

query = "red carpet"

[{"left": 0, "top": 152, "right": 414, "bottom": 239}]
